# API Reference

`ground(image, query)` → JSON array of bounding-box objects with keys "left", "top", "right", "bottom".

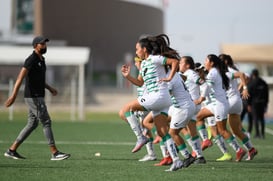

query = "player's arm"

[
  {"left": 5, "top": 67, "right": 28, "bottom": 107},
  {"left": 160, "top": 58, "right": 179, "bottom": 82},
  {"left": 121, "top": 64, "right": 144, "bottom": 86}
]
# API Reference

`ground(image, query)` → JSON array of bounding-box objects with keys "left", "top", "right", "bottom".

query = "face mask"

[{"left": 39, "top": 47, "right": 47, "bottom": 54}]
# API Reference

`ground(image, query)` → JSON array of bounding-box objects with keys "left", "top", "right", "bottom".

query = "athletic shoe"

[
  {"left": 165, "top": 159, "right": 183, "bottom": 172},
  {"left": 4, "top": 149, "right": 26, "bottom": 160},
  {"left": 183, "top": 154, "right": 195, "bottom": 167},
  {"left": 246, "top": 147, "right": 258, "bottom": 161},
  {"left": 235, "top": 148, "right": 246, "bottom": 162},
  {"left": 131, "top": 136, "right": 149, "bottom": 153},
  {"left": 153, "top": 135, "right": 162, "bottom": 144},
  {"left": 51, "top": 151, "right": 71, "bottom": 161},
  {"left": 154, "top": 156, "right": 173, "bottom": 166},
  {"left": 201, "top": 139, "right": 213, "bottom": 151},
  {"left": 216, "top": 153, "right": 232, "bottom": 161},
  {"left": 139, "top": 154, "right": 157, "bottom": 162},
  {"left": 191, "top": 151, "right": 197, "bottom": 158},
  {"left": 194, "top": 156, "right": 206, "bottom": 164}
]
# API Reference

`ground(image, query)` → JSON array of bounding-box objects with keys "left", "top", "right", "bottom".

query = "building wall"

[{"left": 38, "top": 0, "right": 164, "bottom": 74}]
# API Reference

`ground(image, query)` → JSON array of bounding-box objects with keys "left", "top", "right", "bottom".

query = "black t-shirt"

[
  {"left": 23, "top": 51, "right": 46, "bottom": 98},
  {"left": 248, "top": 77, "right": 269, "bottom": 105}
]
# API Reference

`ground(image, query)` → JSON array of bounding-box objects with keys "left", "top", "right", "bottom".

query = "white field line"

[
  {"left": 0, "top": 128, "right": 272, "bottom": 146},
  {"left": 265, "top": 127, "right": 273, "bottom": 135},
  {"left": 0, "top": 140, "right": 135, "bottom": 145}
]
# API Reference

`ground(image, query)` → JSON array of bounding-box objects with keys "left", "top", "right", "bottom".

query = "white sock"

[{"left": 125, "top": 112, "right": 143, "bottom": 140}]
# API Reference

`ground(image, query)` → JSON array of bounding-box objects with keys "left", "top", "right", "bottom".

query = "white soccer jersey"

[
  {"left": 137, "top": 55, "right": 171, "bottom": 116},
  {"left": 140, "top": 55, "right": 168, "bottom": 93},
  {"left": 168, "top": 72, "right": 194, "bottom": 108},
  {"left": 226, "top": 67, "right": 241, "bottom": 98},
  {"left": 183, "top": 69, "right": 203, "bottom": 101},
  {"left": 226, "top": 67, "right": 243, "bottom": 114},
  {"left": 167, "top": 72, "right": 195, "bottom": 129},
  {"left": 205, "top": 68, "right": 227, "bottom": 103}
]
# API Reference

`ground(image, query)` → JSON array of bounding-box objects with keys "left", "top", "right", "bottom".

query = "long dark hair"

[
  {"left": 207, "top": 54, "right": 229, "bottom": 90},
  {"left": 182, "top": 56, "right": 195, "bottom": 70},
  {"left": 138, "top": 34, "right": 180, "bottom": 60},
  {"left": 218, "top": 54, "right": 239, "bottom": 71}
]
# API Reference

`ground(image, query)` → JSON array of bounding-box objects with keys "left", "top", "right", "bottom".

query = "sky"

[
  {"left": 1, "top": 0, "right": 273, "bottom": 63},
  {"left": 164, "top": 0, "right": 273, "bottom": 62}
]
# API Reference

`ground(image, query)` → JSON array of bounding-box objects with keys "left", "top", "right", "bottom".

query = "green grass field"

[{"left": 0, "top": 111, "right": 273, "bottom": 181}]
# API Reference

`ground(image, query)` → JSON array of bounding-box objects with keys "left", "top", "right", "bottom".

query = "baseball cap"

[{"left": 32, "top": 36, "right": 49, "bottom": 47}]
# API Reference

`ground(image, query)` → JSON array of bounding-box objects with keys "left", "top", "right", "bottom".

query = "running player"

[
  {"left": 219, "top": 54, "right": 258, "bottom": 161},
  {"left": 195, "top": 54, "right": 245, "bottom": 162},
  {"left": 119, "top": 34, "right": 183, "bottom": 171}
]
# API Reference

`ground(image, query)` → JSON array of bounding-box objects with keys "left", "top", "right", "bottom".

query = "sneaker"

[
  {"left": 246, "top": 147, "right": 258, "bottom": 161},
  {"left": 216, "top": 153, "right": 232, "bottom": 161},
  {"left": 132, "top": 136, "right": 149, "bottom": 153},
  {"left": 51, "top": 151, "right": 71, "bottom": 161},
  {"left": 165, "top": 159, "right": 183, "bottom": 172},
  {"left": 154, "top": 156, "right": 173, "bottom": 166},
  {"left": 235, "top": 148, "right": 246, "bottom": 162},
  {"left": 194, "top": 156, "right": 206, "bottom": 164},
  {"left": 153, "top": 135, "right": 162, "bottom": 144},
  {"left": 191, "top": 151, "right": 197, "bottom": 158},
  {"left": 201, "top": 139, "right": 213, "bottom": 151},
  {"left": 183, "top": 154, "right": 195, "bottom": 167},
  {"left": 4, "top": 149, "right": 26, "bottom": 160},
  {"left": 139, "top": 154, "right": 157, "bottom": 162}
]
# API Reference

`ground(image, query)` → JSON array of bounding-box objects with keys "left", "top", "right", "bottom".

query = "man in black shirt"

[
  {"left": 247, "top": 69, "right": 269, "bottom": 139},
  {"left": 4, "top": 36, "right": 70, "bottom": 160}
]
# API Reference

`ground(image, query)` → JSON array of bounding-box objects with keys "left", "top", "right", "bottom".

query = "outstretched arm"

[
  {"left": 121, "top": 64, "right": 144, "bottom": 87},
  {"left": 5, "top": 67, "right": 28, "bottom": 107}
]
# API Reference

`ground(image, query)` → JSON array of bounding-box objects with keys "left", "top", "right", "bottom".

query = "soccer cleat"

[
  {"left": 139, "top": 154, "right": 157, "bottom": 162},
  {"left": 191, "top": 151, "right": 197, "bottom": 158},
  {"left": 246, "top": 147, "right": 258, "bottom": 161},
  {"left": 194, "top": 156, "right": 206, "bottom": 164},
  {"left": 201, "top": 139, "right": 213, "bottom": 151},
  {"left": 51, "top": 151, "right": 71, "bottom": 161},
  {"left": 131, "top": 136, "right": 149, "bottom": 153},
  {"left": 235, "top": 148, "right": 246, "bottom": 162},
  {"left": 4, "top": 149, "right": 26, "bottom": 160},
  {"left": 165, "top": 159, "right": 183, "bottom": 172},
  {"left": 183, "top": 154, "right": 195, "bottom": 167},
  {"left": 153, "top": 135, "right": 162, "bottom": 144},
  {"left": 216, "top": 153, "right": 232, "bottom": 161},
  {"left": 154, "top": 156, "right": 173, "bottom": 166}
]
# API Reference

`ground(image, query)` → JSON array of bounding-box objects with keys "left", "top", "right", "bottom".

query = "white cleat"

[
  {"left": 139, "top": 154, "right": 157, "bottom": 162},
  {"left": 131, "top": 137, "right": 149, "bottom": 153},
  {"left": 165, "top": 159, "right": 183, "bottom": 172}
]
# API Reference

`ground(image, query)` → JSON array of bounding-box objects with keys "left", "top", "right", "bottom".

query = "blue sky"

[{"left": 164, "top": 0, "right": 273, "bottom": 62}]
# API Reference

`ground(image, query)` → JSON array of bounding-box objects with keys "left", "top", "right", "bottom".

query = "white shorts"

[
  {"left": 204, "top": 100, "right": 229, "bottom": 122},
  {"left": 191, "top": 104, "right": 201, "bottom": 121},
  {"left": 137, "top": 91, "right": 171, "bottom": 117},
  {"left": 228, "top": 95, "right": 243, "bottom": 115},
  {"left": 206, "top": 116, "right": 216, "bottom": 126},
  {"left": 168, "top": 103, "right": 195, "bottom": 129}
]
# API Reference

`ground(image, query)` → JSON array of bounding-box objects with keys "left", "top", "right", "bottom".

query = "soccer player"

[
  {"left": 219, "top": 54, "right": 258, "bottom": 160},
  {"left": 195, "top": 54, "right": 245, "bottom": 162},
  {"left": 178, "top": 56, "right": 207, "bottom": 163},
  {"left": 119, "top": 34, "right": 183, "bottom": 171}
]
